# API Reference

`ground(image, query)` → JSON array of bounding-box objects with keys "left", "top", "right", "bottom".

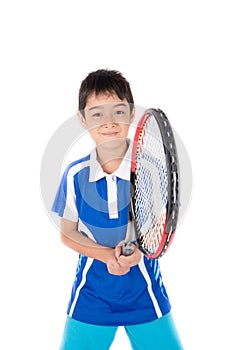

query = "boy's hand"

[
  {"left": 105, "top": 249, "right": 131, "bottom": 276},
  {"left": 115, "top": 241, "right": 142, "bottom": 269},
  {"left": 104, "top": 242, "right": 142, "bottom": 276}
]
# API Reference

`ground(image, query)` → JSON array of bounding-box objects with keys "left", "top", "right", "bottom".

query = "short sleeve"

[{"left": 51, "top": 166, "right": 78, "bottom": 222}]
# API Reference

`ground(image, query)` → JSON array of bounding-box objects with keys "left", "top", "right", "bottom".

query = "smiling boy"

[
  {"left": 52, "top": 69, "right": 183, "bottom": 349},
  {"left": 79, "top": 92, "right": 134, "bottom": 176}
]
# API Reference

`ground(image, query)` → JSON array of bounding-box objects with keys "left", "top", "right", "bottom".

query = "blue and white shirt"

[{"left": 52, "top": 144, "right": 171, "bottom": 326}]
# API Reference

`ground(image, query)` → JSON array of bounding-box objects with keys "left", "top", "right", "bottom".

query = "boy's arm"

[
  {"left": 60, "top": 218, "right": 132, "bottom": 275},
  {"left": 60, "top": 217, "right": 113, "bottom": 263}
]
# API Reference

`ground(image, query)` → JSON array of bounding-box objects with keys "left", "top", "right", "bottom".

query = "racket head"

[{"left": 130, "top": 108, "right": 179, "bottom": 259}]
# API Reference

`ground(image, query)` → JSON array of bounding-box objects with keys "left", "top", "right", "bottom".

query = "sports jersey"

[{"left": 52, "top": 143, "right": 171, "bottom": 326}]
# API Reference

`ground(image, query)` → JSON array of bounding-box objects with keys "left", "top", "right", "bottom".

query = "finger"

[{"left": 115, "top": 240, "right": 125, "bottom": 259}]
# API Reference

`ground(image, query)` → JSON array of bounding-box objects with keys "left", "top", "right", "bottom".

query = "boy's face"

[{"left": 78, "top": 92, "right": 135, "bottom": 148}]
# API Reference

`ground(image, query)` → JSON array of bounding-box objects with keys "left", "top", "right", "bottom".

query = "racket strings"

[{"left": 133, "top": 115, "right": 168, "bottom": 255}]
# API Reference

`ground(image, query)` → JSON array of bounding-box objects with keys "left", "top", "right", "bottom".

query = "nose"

[{"left": 103, "top": 114, "right": 117, "bottom": 126}]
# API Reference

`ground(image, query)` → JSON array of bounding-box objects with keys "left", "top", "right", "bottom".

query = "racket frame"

[{"left": 123, "top": 108, "right": 179, "bottom": 259}]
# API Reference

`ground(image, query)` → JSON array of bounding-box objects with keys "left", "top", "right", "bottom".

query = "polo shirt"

[{"left": 52, "top": 143, "right": 171, "bottom": 326}]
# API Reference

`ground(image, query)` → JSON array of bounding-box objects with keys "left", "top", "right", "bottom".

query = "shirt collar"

[{"left": 89, "top": 140, "right": 132, "bottom": 182}]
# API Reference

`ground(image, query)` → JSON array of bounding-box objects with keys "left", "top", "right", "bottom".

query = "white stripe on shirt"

[
  {"left": 69, "top": 257, "right": 94, "bottom": 317},
  {"left": 138, "top": 257, "right": 162, "bottom": 318},
  {"left": 106, "top": 175, "right": 118, "bottom": 219},
  {"left": 64, "top": 160, "right": 90, "bottom": 222}
]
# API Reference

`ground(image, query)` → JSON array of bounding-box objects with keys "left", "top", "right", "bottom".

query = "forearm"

[
  {"left": 61, "top": 230, "right": 113, "bottom": 264},
  {"left": 60, "top": 218, "right": 138, "bottom": 275}
]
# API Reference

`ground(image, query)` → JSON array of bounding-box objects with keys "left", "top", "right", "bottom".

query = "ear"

[{"left": 77, "top": 110, "right": 87, "bottom": 129}]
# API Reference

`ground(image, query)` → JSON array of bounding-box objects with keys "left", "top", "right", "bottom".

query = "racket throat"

[
  {"left": 121, "top": 211, "right": 138, "bottom": 256},
  {"left": 125, "top": 219, "right": 137, "bottom": 242}
]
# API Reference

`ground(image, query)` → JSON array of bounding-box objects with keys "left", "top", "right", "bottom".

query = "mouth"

[{"left": 101, "top": 131, "right": 119, "bottom": 137}]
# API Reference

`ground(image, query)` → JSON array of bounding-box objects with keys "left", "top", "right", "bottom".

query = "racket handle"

[{"left": 122, "top": 242, "right": 135, "bottom": 256}]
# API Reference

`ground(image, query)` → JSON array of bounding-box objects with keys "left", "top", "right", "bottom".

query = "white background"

[{"left": 1, "top": 1, "right": 233, "bottom": 349}]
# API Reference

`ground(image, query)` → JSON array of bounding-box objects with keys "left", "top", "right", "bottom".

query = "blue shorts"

[{"left": 59, "top": 312, "right": 183, "bottom": 350}]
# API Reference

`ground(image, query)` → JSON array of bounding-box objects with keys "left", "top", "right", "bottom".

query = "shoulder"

[{"left": 63, "top": 154, "right": 91, "bottom": 178}]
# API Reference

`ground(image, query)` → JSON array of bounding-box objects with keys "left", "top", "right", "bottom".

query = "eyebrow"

[{"left": 88, "top": 103, "right": 128, "bottom": 112}]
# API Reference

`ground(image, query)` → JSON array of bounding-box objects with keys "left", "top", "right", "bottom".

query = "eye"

[
  {"left": 92, "top": 112, "right": 103, "bottom": 118},
  {"left": 115, "top": 110, "right": 125, "bottom": 116}
]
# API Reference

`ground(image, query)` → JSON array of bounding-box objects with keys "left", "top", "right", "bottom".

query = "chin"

[{"left": 99, "top": 137, "right": 126, "bottom": 148}]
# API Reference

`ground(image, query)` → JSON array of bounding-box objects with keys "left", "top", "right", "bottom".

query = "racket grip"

[{"left": 122, "top": 242, "right": 135, "bottom": 256}]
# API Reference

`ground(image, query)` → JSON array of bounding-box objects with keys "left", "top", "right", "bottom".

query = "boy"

[{"left": 52, "top": 69, "right": 183, "bottom": 349}]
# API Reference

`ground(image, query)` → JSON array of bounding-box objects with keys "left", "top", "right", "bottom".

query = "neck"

[{"left": 96, "top": 140, "right": 128, "bottom": 174}]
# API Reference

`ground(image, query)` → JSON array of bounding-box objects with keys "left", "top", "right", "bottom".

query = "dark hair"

[{"left": 79, "top": 69, "right": 134, "bottom": 115}]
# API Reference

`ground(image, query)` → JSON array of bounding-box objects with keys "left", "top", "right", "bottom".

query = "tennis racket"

[{"left": 122, "top": 108, "right": 180, "bottom": 259}]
